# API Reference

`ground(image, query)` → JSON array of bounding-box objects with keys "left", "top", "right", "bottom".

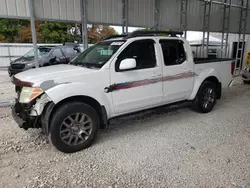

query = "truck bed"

[
  {"left": 194, "top": 58, "right": 234, "bottom": 64},
  {"left": 194, "top": 58, "right": 232, "bottom": 89}
]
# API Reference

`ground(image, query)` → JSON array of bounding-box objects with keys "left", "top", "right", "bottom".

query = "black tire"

[
  {"left": 49, "top": 102, "right": 100, "bottom": 153},
  {"left": 192, "top": 81, "right": 217, "bottom": 113}
]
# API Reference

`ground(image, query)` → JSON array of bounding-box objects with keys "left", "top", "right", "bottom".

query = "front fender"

[
  {"left": 45, "top": 82, "right": 112, "bottom": 117},
  {"left": 188, "top": 68, "right": 221, "bottom": 100}
]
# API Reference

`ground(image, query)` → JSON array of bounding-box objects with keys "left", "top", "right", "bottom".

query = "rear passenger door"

[
  {"left": 110, "top": 39, "right": 163, "bottom": 114},
  {"left": 160, "top": 39, "right": 194, "bottom": 103},
  {"left": 51, "top": 49, "right": 67, "bottom": 64},
  {"left": 62, "top": 47, "right": 77, "bottom": 62}
]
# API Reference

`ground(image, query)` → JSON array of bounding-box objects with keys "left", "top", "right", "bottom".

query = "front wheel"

[
  {"left": 49, "top": 102, "right": 100, "bottom": 153},
  {"left": 192, "top": 81, "right": 217, "bottom": 113}
]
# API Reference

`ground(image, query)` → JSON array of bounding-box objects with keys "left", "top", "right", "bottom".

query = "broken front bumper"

[{"left": 11, "top": 100, "right": 38, "bottom": 130}]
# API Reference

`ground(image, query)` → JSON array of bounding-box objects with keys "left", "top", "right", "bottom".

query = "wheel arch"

[
  {"left": 203, "top": 76, "right": 221, "bottom": 99},
  {"left": 42, "top": 95, "right": 108, "bottom": 135},
  {"left": 188, "top": 70, "right": 222, "bottom": 101}
]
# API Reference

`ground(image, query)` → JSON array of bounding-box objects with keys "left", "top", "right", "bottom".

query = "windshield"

[
  {"left": 24, "top": 48, "right": 51, "bottom": 57},
  {"left": 71, "top": 40, "right": 126, "bottom": 68}
]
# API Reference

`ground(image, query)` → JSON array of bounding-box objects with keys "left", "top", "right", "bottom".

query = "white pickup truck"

[{"left": 11, "top": 31, "right": 233, "bottom": 153}]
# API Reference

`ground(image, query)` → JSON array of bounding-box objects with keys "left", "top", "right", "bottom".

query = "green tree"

[
  {"left": 88, "top": 24, "right": 117, "bottom": 43},
  {"left": 0, "top": 18, "right": 29, "bottom": 42},
  {"left": 0, "top": 34, "right": 7, "bottom": 42},
  {"left": 39, "top": 22, "right": 74, "bottom": 43},
  {"left": 17, "top": 21, "right": 42, "bottom": 43},
  {"left": 0, "top": 19, "right": 117, "bottom": 44}
]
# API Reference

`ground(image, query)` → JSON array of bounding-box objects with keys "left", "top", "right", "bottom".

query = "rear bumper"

[{"left": 11, "top": 100, "right": 38, "bottom": 130}]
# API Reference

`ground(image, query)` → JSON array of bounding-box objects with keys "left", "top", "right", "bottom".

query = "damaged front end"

[
  {"left": 12, "top": 100, "right": 39, "bottom": 130},
  {"left": 11, "top": 76, "right": 53, "bottom": 132}
]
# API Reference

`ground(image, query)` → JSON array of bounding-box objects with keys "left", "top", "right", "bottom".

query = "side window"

[
  {"left": 116, "top": 40, "right": 156, "bottom": 71},
  {"left": 62, "top": 47, "right": 76, "bottom": 56},
  {"left": 52, "top": 49, "right": 63, "bottom": 57},
  {"left": 61, "top": 48, "right": 67, "bottom": 56},
  {"left": 68, "top": 48, "right": 76, "bottom": 55},
  {"left": 160, "top": 40, "right": 186, "bottom": 66}
]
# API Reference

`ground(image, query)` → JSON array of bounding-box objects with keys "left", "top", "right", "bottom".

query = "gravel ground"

[
  {"left": 0, "top": 76, "right": 250, "bottom": 188},
  {"left": 0, "top": 70, "right": 15, "bottom": 105}
]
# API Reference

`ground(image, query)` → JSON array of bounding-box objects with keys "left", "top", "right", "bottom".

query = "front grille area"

[{"left": 11, "top": 64, "right": 25, "bottom": 69}]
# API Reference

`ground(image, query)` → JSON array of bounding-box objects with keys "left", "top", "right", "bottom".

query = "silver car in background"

[{"left": 242, "top": 66, "right": 250, "bottom": 84}]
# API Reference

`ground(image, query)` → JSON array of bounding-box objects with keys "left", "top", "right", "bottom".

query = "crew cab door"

[
  {"left": 160, "top": 39, "right": 194, "bottom": 103},
  {"left": 110, "top": 39, "right": 163, "bottom": 114},
  {"left": 61, "top": 47, "right": 78, "bottom": 62},
  {"left": 51, "top": 49, "right": 67, "bottom": 64}
]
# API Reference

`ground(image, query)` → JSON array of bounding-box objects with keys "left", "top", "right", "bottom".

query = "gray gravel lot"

[
  {"left": 0, "top": 70, "right": 15, "bottom": 105},
  {"left": 0, "top": 75, "right": 250, "bottom": 188}
]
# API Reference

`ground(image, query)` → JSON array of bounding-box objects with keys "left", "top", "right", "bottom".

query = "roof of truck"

[{"left": 104, "top": 30, "right": 184, "bottom": 41}]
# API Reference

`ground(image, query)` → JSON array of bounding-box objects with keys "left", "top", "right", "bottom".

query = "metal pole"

[
  {"left": 125, "top": 0, "right": 128, "bottom": 33},
  {"left": 180, "top": 0, "right": 188, "bottom": 38},
  {"left": 239, "top": 0, "right": 248, "bottom": 70},
  {"left": 184, "top": 0, "right": 188, "bottom": 38},
  {"left": 28, "top": 0, "right": 39, "bottom": 68},
  {"left": 202, "top": 1, "right": 206, "bottom": 57},
  {"left": 201, "top": 0, "right": 250, "bottom": 10},
  {"left": 122, "top": 26, "right": 125, "bottom": 34},
  {"left": 122, "top": 0, "right": 126, "bottom": 34},
  {"left": 7, "top": 44, "right": 11, "bottom": 65},
  {"left": 202, "top": 0, "right": 212, "bottom": 58},
  {"left": 154, "top": 0, "right": 160, "bottom": 31},
  {"left": 234, "top": 0, "right": 248, "bottom": 75},
  {"left": 224, "top": 0, "right": 231, "bottom": 58},
  {"left": 221, "top": 0, "right": 231, "bottom": 58},
  {"left": 221, "top": 1, "right": 226, "bottom": 57},
  {"left": 81, "top": 0, "right": 88, "bottom": 49},
  {"left": 206, "top": 1, "right": 212, "bottom": 57}
]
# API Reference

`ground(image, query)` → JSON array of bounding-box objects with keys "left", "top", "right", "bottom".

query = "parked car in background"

[
  {"left": 8, "top": 44, "right": 81, "bottom": 76},
  {"left": 242, "top": 66, "right": 250, "bottom": 84}
]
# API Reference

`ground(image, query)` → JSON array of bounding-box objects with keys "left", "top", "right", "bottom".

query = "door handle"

[
  {"left": 184, "top": 69, "right": 192, "bottom": 73},
  {"left": 151, "top": 73, "right": 162, "bottom": 78}
]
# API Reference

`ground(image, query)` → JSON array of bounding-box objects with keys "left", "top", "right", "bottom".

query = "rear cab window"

[{"left": 160, "top": 39, "right": 186, "bottom": 66}]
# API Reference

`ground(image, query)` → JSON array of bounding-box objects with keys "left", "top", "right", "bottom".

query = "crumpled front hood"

[
  {"left": 11, "top": 56, "right": 47, "bottom": 66},
  {"left": 12, "top": 56, "right": 36, "bottom": 64},
  {"left": 14, "top": 64, "right": 94, "bottom": 86}
]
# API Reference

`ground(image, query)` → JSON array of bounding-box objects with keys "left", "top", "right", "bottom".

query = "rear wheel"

[
  {"left": 192, "top": 81, "right": 217, "bottom": 113},
  {"left": 49, "top": 102, "right": 99, "bottom": 153}
]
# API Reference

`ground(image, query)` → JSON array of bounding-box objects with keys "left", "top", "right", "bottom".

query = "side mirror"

[{"left": 119, "top": 58, "right": 136, "bottom": 71}]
